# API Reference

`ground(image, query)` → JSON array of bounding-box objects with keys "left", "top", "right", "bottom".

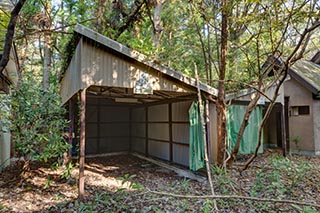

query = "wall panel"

[
  {"left": 172, "top": 101, "right": 192, "bottom": 122},
  {"left": 148, "top": 140, "right": 170, "bottom": 160},
  {"left": 172, "top": 124, "right": 189, "bottom": 144},
  {"left": 99, "top": 137, "right": 130, "bottom": 152},
  {"left": 148, "top": 104, "right": 168, "bottom": 122},
  {"left": 173, "top": 144, "right": 189, "bottom": 166},
  {"left": 100, "top": 123, "right": 130, "bottom": 137},
  {"left": 131, "top": 138, "right": 146, "bottom": 154},
  {"left": 132, "top": 107, "right": 146, "bottom": 122},
  {"left": 148, "top": 123, "right": 169, "bottom": 141}
]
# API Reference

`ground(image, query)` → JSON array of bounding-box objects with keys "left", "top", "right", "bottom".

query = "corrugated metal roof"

[{"left": 73, "top": 24, "right": 218, "bottom": 97}]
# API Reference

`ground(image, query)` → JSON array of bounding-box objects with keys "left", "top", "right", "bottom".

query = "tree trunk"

[
  {"left": 42, "top": 1, "right": 52, "bottom": 91},
  {"left": 227, "top": 93, "right": 261, "bottom": 164},
  {"left": 216, "top": 0, "right": 228, "bottom": 165},
  {"left": 0, "top": 0, "right": 26, "bottom": 74},
  {"left": 153, "top": 0, "right": 164, "bottom": 48},
  {"left": 43, "top": 34, "right": 51, "bottom": 91}
]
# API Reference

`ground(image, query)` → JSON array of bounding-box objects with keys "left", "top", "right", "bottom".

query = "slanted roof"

[
  {"left": 73, "top": 24, "right": 217, "bottom": 96},
  {"left": 289, "top": 59, "right": 320, "bottom": 95},
  {"left": 60, "top": 24, "right": 218, "bottom": 104}
]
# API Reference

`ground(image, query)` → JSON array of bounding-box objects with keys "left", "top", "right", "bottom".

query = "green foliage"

[
  {"left": 0, "top": 9, "right": 10, "bottom": 51},
  {"left": 203, "top": 199, "right": 214, "bottom": 213},
  {"left": 61, "top": 162, "right": 74, "bottom": 180},
  {"left": 43, "top": 177, "right": 53, "bottom": 189},
  {"left": 251, "top": 156, "right": 312, "bottom": 198},
  {"left": 291, "top": 205, "right": 318, "bottom": 213},
  {"left": 9, "top": 72, "right": 70, "bottom": 163},
  {"left": 76, "top": 174, "right": 144, "bottom": 212},
  {"left": 117, "top": 173, "right": 143, "bottom": 190},
  {"left": 0, "top": 205, "right": 7, "bottom": 211},
  {"left": 211, "top": 165, "right": 236, "bottom": 195}
]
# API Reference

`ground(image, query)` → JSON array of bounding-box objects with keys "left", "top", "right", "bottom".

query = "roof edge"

[
  {"left": 288, "top": 68, "right": 320, "bottom": 94},
  {"left": 74, "top": 24, "right": 218, "bottom": 97}
]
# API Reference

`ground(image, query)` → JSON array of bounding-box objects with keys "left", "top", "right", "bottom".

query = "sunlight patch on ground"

[{"left": 74, "top": 165, "right": 135, "bottom": 191}]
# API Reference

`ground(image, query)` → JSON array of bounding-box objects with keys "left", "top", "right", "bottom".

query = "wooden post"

[
  {"left": 205, "top": 100, "right": 211, "bottom": 160},
  {"left": 281, "top": 103, "right": 287, "bottom": 157},
  {"left": 97, "top": 98, "right": 100, "bottom": 154},
  {"left": 68, "top": 98, "right": 74, "bottom": 158},
  {"left": 79, "top": 88, "right": 86, "bottom": 201},
  {"left": 145, "top": 106, "right": 149, "bottom": 156},
  {"left": 195, "top": 63, "right": 218, "bottom": 211},
  {"left": 169, "top": 103, "right": 173, "bottom": 162}
]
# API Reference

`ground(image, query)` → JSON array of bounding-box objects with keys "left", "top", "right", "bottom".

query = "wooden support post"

[
  {"left": 68, "top": 98, "right": 74, "bottom": 158},
  {"left": 145, "top": 106, "right": 149, "bottom": 156},
  {"left": 129, "top": 108, "right": 132, "bottom": 152},
  {"left": 169, "top": 103, "right": 173, "bottom": 162},
  {"left": 79, "top": 88, "right": 87, "bottom": 201},
  {"left": 281, "top": 103, "right": 287, "bottom": 157},
  {"left": 97, "top": 98, "right": 100, "bottom": 154},
  {"left": 284, "top": 97, "right": 290, "bottom": 153},
  {"left": 205, "top": 100, "right": 211, "bottom": 161},
  {"left": 194, "top": 63, "right": 218, "bottom": 211}
]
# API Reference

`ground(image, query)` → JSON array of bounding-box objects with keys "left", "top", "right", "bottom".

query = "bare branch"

[
  {"left": 0, "top": 0, "right": 26, "bottom": 75},
  {"left": 147, "top": 189, "right": 320, "bottom": 209}
]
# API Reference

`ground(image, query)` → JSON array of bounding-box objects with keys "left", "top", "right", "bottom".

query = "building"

[
  {"left": 227, "top": 52, "right": 320, "bottom": 156},
  {"left": 60, "top": 24, "right": 219, "bottom": 198}
]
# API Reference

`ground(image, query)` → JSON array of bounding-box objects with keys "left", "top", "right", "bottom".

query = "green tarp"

[
  {"left": 189, "top": 102, "right": 205, "bottom": 171},
  {"left": 227, "top": 105, "right": 263, "bottom": 154}
]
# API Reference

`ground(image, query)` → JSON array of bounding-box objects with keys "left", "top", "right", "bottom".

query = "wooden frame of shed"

[{"left": 60, "top": 24, "right": 218, "bottom": 199}]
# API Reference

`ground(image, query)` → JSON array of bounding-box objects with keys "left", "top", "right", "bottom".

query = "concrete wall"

[
  {"left": 0, "top": 121, "right": 10, "bottom": 172},
  {"left": 284, "top": 78, "right": 315, "bottom": 153},
  {"left": 312, "top": 100, "right": 320, "bottom": 155}
]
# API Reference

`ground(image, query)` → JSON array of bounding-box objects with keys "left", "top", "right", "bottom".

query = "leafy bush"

[{"left": 7, "top": 73, "right": 70, "bottom": 166}]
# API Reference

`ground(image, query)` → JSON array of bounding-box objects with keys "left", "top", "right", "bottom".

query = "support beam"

[
  {"left": 79, "top": 88, "right": 87, "bottom": 201},
  {"left": 205, "top": 100, "right": 211, "bottom": 161},
  {"left": 97, "top": 98, "right": 101, "bottom": 154},
  {"left": 281, "top": 104, "right": 287, "bottom": 157},
  {"left": 169, "top": 103, "right": 173, "bottom": 162},
  {"left": 145, "top": 106, "right": 149, "bottom": 156},
  {"left": 68, "top": 98, "right": 74, "bottom": 157}
]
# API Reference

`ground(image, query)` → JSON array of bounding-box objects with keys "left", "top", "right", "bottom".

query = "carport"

[{"left": 60, "top": 24, "right": 218, "bottom": 199}]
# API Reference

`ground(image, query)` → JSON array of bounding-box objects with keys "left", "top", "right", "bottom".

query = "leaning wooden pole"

[
  {"left": 68, "top": 99, "right": 74, "bottom": 158},
  {"left": 194, "top": 63, "right": 218, "bottom": 211},
  {"left": 79, "top": 88, "right": 87, "bottom": 201}
]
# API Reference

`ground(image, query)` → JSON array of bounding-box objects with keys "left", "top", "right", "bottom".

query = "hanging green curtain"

[
  {"left": 227, "top": 105, "right": 263, "bottom": 154},
  {"left": 189, "top": 102, "right": 205, "bottom": 171}
]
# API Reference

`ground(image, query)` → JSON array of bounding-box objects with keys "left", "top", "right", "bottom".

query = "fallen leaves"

[{"left": 0, "top": 149, "right": 319, "bottom": 212}]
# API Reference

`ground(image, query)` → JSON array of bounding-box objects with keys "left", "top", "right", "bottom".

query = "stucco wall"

[
  {"left": 0, "top": 121, "right": 10, "bottom": 172},
  {"left": 313, "top": 100, "right": 320, "bottom": 155},
  {"left": 284, "top": 78, "right": 315, "bottom": 153}
]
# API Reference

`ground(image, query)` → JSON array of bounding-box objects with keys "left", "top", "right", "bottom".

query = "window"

[{"left": 290, "top": 106, "right": 310, "bottom": 116}]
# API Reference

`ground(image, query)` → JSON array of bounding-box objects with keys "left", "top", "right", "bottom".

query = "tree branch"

[
  {"left": 147, "top": 189, "right": 320, "bottom": 209},
  {"left": 0, "top": 0, "right": 26, "bottom": 75}
]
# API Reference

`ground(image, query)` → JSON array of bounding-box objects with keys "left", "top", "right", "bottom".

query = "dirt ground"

[{"left": 0, "top": 149, "right": 319, "bottom": 212}]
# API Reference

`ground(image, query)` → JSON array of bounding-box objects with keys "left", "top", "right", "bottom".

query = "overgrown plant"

[
  {"left": 61, "top": 162, "right": 74, "bottom": 180},
  {"left": 251, "top": 156, "right": 312, "bottom": 198},
  {"left": 8, "top": 72, "right": 70, "bottom": 172}
]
